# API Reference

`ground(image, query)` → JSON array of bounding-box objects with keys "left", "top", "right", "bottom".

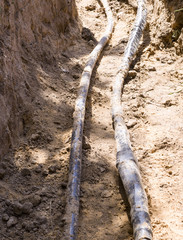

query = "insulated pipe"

[
  {"left": 111, "top": 1, "right": 153, "bottom": 240},
  {"left": 64, "top": 1, "right": 114, "bottom": 239}
]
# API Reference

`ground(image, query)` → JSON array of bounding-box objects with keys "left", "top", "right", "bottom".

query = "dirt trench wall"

[
  {"left": 0, "top": 0, "right": 79, "bottom": 158},
  {"left": 149, "top": 0, "right": 183, "bottom": 54}
]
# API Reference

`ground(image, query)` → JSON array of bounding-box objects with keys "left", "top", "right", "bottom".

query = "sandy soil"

[{"left": 0, "top": 0, "right": 182, "bottom": 240}]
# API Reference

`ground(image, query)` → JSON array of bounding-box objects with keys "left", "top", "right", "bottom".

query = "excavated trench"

[{"left": 0, "top": 0, "right": 183, "bottom": 240}]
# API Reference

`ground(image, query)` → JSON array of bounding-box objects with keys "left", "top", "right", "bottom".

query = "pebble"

[
  {"left": 34, "top": 165, "right": 42, "bottom": 173},
  {"left": 13, "top": 201, "right": 23, "bottom": 215},
  {"left": 128, "top": 70, "right": 137, "bottom": 78},
  {"left": 2, "top": 213, "right": 9, "bottom": 221},
  {"left": 61, "top": 67, "right": 69, "bottom": 74},
  {"left": 160, "top": 57, "right": 168, "bottom": 63},
  {"left": 148, "top": 66, "right": 156, "bottom": 71},
  {"left": 21, "top": 168, "right": 31, "bottom": 177},
  {"left": 42, "top": 169, "right": 48, "bottom": 176},
  {"left": 22, "top": 221, "right": 35, "bottom": 232},
  {"left": 30, "top": 133, "right": 40, "bottom": 141},
  {"left": 101, "top": 190, "right": 113, "bottom": 198},
  {"left": 7, "top": 216, "right": 18, "bottom": 228},
  {"left": 36, "top": 215, "right": 47, "bottom": 224},
  {"left": 139, "top": 93, "right": 146, "bottom": 98},
  {"left": 88, "top": 40, "right": 95, "bottom": 47},
  {"left": 162, "top": 99, "right": 174, "bottom": 107},
  {"left": 85, "top": 4, "right": 96, "bottom": 11},
  {"left": 99, "top": 167, "right": 105, "bottom": 173},
  {"left": 126, "top": 119, "right": 137, "bottom": 129},
  {"left": 31, "top": 195, "right": 41, "bottom": 207},
  {"left": 168, "top": 59, "right": 174, "bottom": 64},
  {"left": 134, "top": 65, "right": 140, "bottom": 72},
  {"left": 22, "top": 201, "right": 33, "bottom": 214},
  {"left": 48, "top": 165, "right": 57, "bottom": 174},
  {"left": 83, "top": 136, "right": 91, "bottom": 150}
]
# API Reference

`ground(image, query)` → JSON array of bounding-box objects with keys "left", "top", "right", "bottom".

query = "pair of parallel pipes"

[{"left": 64, "top": 0, "right": 153, "bottom": 239}]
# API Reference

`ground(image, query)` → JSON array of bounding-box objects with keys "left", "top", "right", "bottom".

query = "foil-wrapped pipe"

[
  {"left": 111, "top": 1, "right": 153, "bottom": 239},
  {"left": 64, "top": 1, "right": 114, "bottom": 239}
]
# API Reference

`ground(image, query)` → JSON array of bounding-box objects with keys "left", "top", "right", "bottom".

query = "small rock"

[
  {"left": 165, "top": 165, "right": 172, "bottom": 169},
  {"left": 134, "top": 65, "right": 140, "bottom": 72},
  {"left": 31, "top": 195, "right": 41, "bottom": 207},
  {"left": 22, "top": 201, "right": 33, "bottom": 214},
  {"left": 148, "top": 66, "right": 156, "bottom": 71},
  {"left": 60, "top": 67, "right": 69, "bottom": 74},
  {"left": 162, "top": 100, "right": 175, "bottom": 107},
  {"left": 160, "top": 57, "right": 168, "bottom": 63},
  {"left": 88, "top": 40, "right": 95, "bottom": 47},
  {"left": 34, "top": 165, "right": 42, "bottom": 173},
  {"left": 36, "top": 215, "right": 47, "bottom": 225},
  {"left": 85, "top": 4, "right": 96, "bottom": 11},
  {"left": 13, "top": 201, "right": 23, "bottom": 216},
  {"left": 60, "top": 218, "right": 66, "bottom": 227},
  {"left": 139, "top": 93, "right": 145, "bottom": 98},
  {"left": 126, "top": 119, "right": 137, "bottom": 129},
  {"left": 42, "top": 170, "right": 48, "bottom": 176},
  {"left": 7, "top": 216, "right": 18, "bottom": 228},
  {"left": 30, "top": 133, "right": 40, "bottom": 141},
  {"left": 46, "top": 135, "right": 53, "bottom": 143},
  {"left": 5, "top": 200, "right": 11, "bottom": 206},
  {"left": 101, "top": 190, "right": 113, "bottom": 198},
  {"left": 48, "top": 165, "right": 57, "bottom": 174},
  {"left": 99, "top": 167, "right": 105, "bottom": 173},
  {"left": 150, "top": 147, "right": 156, "bottom": 153},
  {"left": 83, "top": 136, "right": 91, "bottom": 150},
  {"left": 22, "top": 221, "right": 35, "bottom": 232},
  {"left": 0, "top": 168, "right": 6, "bottom": 179},
  {"left": 167, "top": 59, "right": 174, "bottom": 64},
  {"left": 21, "top": 168, "right": 31, "bottom": 177},
  {"left": 2, "top": 213, "right": 9, "bottom": 221},
  {"left": 128, "top": 70, "right": 137, "bottom": 79}
]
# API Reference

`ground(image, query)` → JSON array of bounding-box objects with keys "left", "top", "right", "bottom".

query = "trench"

[
  {"left": 0, "top": 0, "right": 183, "bottom": 240},
  {"left": 64, "top": 0, "right": 152, "bottom": 239}
]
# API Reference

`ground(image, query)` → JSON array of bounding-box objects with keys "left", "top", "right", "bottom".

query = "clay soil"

[{"left": 0, "top": 0, "right": 183, "bottom": 240}]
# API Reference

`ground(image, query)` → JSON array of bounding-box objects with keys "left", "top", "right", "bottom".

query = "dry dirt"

[{"left": 0, "top": 0, "right": 183, "bottom": 240}]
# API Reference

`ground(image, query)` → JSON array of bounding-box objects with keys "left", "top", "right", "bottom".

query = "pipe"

[
  {"left": 111, "top": 1, "right": 153, "bottom": 240},
  {"left": 64, "top": 1, "right": 114, "bottom": 239}
]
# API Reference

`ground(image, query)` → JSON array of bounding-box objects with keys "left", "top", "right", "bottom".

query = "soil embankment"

[{"left": 0, "top": 0, "right": 78, "bottom": 158}]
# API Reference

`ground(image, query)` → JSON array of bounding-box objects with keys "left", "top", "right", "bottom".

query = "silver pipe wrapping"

[
  {"left": 64, "top": 1, "right": 114, "bottom": 239},
  {"left": 111, "top": 1, "right": 153, "bottom": 239}
]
